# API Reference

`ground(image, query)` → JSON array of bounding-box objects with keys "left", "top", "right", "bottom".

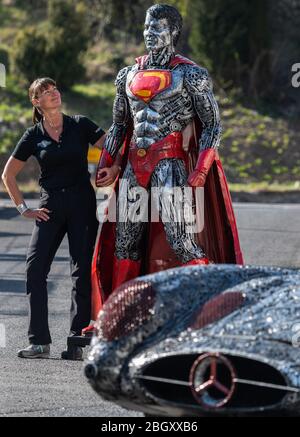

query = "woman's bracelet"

[{"left": 16, "top": 202, "right": 29, "bottom": 215}]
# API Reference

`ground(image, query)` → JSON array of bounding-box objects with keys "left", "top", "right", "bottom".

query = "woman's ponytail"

[{"left": 32, "top": 106, "right": 43, "bottom": 124}]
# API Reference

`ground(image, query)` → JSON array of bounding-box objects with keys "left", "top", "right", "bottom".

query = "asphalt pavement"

[{"left": 0, "top": 199, "right": 299, "bottom": 417}]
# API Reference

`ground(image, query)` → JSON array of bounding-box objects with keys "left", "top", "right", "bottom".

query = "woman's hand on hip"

[{"left": 22, "top": 208, "right": 51, "bottom": 222}]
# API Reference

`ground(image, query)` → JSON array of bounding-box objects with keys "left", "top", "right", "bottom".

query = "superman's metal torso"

[
  {"left": 104, "top": 54, "right": 221, "bottom": 160},
  {"left": 126, "top": 64, "right": 194, "bottom": 149}
]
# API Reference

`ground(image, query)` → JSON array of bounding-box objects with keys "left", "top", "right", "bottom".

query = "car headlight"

[{"left": 96, "top": 280, "right": 156, "bottom": 341}]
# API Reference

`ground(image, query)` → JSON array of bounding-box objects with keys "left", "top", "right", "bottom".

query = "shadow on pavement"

[
  {"left": 0, "top": 278, "right": 57, "bottom": 294},
  {"left": 0, "top": 254, "right": 68, "bottom": 262},
  {"left": 0, "top": 232, "right": 30, "bottom": 237},
  {"left": 0, "top": 209, "right": 19, "bottom": 220}
]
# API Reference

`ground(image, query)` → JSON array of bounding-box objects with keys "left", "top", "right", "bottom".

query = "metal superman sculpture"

[{"left": 89, "top": 4, "right": 244, "bottom": 322}]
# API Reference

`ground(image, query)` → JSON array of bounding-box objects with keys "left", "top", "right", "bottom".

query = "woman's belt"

[{"left": 128, "top": 132, "right": 187, "bottom": 188}]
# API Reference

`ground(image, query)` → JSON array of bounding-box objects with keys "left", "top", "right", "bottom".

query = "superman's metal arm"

[
  {"left": 184, "top": 65, "right": 222, "bottom": 187},
  {"left": 96, "top": 67, "right": 131, "bottom": 181}
]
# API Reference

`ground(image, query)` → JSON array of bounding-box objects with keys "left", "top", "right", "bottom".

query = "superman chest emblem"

[{"left": 129, "top": 70, "right": 172, "bottom": 103}]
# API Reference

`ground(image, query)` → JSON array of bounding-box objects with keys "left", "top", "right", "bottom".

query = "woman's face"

[{"left": 33, "top": 84, "right": 62, "bottom": 112}]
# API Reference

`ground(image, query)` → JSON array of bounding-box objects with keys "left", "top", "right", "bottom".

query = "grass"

[
  {"left": 217, "top": 92, "right": 300, "bottom": 185},
  {"left": 229, "top": 181, "right": 300, "bottom": 192},
  {"left": 63, "top": 82, "right": 115, "bottom": 128},
  {"left": 2, "top": 180, "right": 300, "bottom": 197}
]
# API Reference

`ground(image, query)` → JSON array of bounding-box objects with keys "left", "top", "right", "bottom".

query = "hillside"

[{"left": 0, "top": 1, "right": 299, "bottom": 193}]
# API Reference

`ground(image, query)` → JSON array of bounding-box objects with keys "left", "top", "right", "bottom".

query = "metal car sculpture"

[{"left": 84, "top": 264, "right": 300, "bottom": 416}]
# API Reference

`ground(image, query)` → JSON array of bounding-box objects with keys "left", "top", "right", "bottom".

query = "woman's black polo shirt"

[{"left": 12, "top": 114, "right": 105, "bottom": 190}]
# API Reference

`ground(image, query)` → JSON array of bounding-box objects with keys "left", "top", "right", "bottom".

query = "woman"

[{"left": 1, "top": 77, "right": 120, "bottom": 359}]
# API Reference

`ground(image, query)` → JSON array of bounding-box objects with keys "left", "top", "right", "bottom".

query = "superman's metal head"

[{"left": 144, "top": 4, "right": 183, "bottom": 52}]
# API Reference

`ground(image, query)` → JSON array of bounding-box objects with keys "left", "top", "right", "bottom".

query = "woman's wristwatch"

[{"left": 16, "top": 202, "right": 29, "bottom": 215}]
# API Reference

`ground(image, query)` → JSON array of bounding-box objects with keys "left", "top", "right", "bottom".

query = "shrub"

[
  {"left": 11, "top": 27, "right": 47, "bottom": 83},
  {"left": 11, "top": 0, "right": 89, "bottom": 89}
]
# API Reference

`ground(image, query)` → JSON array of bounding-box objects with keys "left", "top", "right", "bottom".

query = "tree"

[
  {"left": 11, "top": 0, "right": 89, "bottom": 89},
  {"left": 11, "top": 27, "right": 47, "bottom": 83},
  {"left": 189, "top": 0, "right": 272, "bottom": 97}
]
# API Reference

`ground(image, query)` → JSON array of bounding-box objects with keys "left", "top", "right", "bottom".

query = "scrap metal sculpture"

[{"left": 90, "top": 4, "right": 243, "bottom": 321}]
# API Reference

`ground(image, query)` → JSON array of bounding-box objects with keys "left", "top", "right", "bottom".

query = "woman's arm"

[
  {"left": 2, "top": 157, "right": 26, "bottom": 206},
  {"left": 92, "top": 133, "right": 106, "bottom": 150},
  {"left": 95, "top": 149, "right": 123, "bottom": 187},
  {"left": 92, "top": 133, "right": 120, "bottom": 186},
  {"left": 96, "top": 67, "right": 131, "bottom": 187},
  {"left": 1, "top": 157, "right": 50, "bottom": 222}
]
